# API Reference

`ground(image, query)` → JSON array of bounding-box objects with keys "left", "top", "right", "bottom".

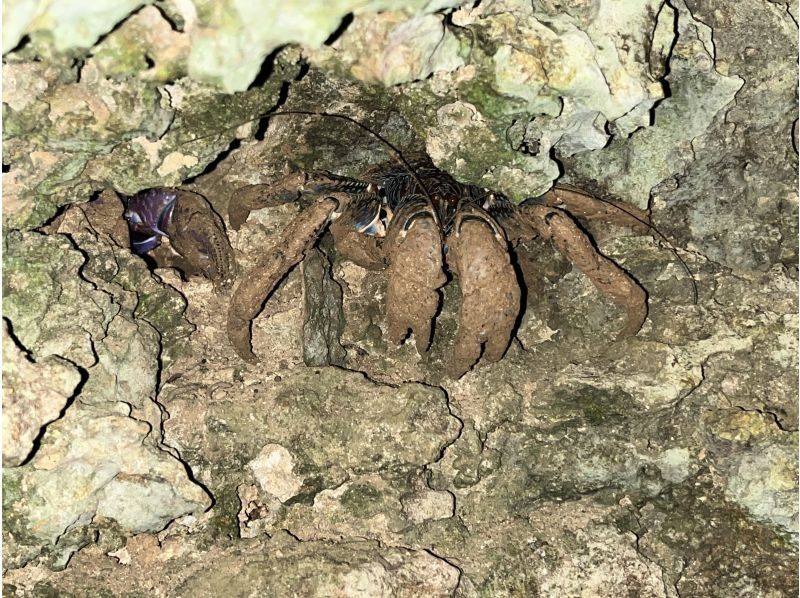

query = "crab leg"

[
  {"left": 227, "top": 197, "right": 341, "bottom": 362},
  {"left": 521, "top": 204, "right": 647, "bottom": 339},
  {"left": 228, "top": 173, "right": 307, "bottom": 231},
  {"left": 328, "top": 190, "right": 388, "bottom": 271},
  {"left": 384, "top": 195, "right": 446, "bottom": 353},
  {"left": 228, "top": 171, "right": 368, "bottom": 231},
  {"left": 538, "top": 185, "right": 651, "bottom": 234},
  {"left": 447, "top": 204, "right": 521, "bottom": 379}
]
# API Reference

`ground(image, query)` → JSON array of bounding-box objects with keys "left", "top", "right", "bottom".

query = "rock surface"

[
  {"left": 3, "top": 221, "right": 206, "bottom": 570},
  {"left": 3, "top": 0, "right": 797, "bottom": 595},
  {"left": 2, "top": 321, "right": 81, "bottom": 468}
]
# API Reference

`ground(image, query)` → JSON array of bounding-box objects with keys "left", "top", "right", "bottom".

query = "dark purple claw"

[
  {"left": 124, "top": 188, "right": 178, "bottom": 254},
  {"left": 131, "top": 234, "right": 161, "bottom": 253}
]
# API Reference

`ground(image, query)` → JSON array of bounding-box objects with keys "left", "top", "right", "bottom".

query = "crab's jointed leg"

[
  {"left": 384, "top": 195, "right": 447, "bottom": 353},
  {"left": 329, "top": 218, "right": 386, "bottom": 270},
  {"left": 328, "top": 189, "right": 388, "bottom": 271},
  {"left": 229, "top": 171, "right": 375, "bottom": 232},
  {"left": 227, "top": 196, "right": 342, "bottom": 362},
  {"left": 447, "top": 203, "right": 521, "bottom": 379},
  {"left": 522, "top": 204, "right": 647, "bottom": 339},
  {"left": 537, "top": 185, "right": 651, "bottom": 234},
  {"left": 228, "top": 173, "right": 307, "bottom": 231}
]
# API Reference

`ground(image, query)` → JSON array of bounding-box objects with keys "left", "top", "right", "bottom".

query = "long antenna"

[
  {"left": 176, "top": 107, "right": 432, "bottom": 200},
  {"left": 614, "top": 204, "right": 699, "bottom": 304}
]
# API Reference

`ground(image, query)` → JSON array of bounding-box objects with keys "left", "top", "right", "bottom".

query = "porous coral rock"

[
  {"left": 4, "top": 531, "right": 462, "bottom": 596},
  {"left": 565, "top": 0, "right": 745, "bottom": 209},
  {"left": 2, "top": 321, "right": 82, "bottom": 468},
  {"left": 2, "top": 0, "right": 797, "bottom": 594},
  {"left": 2, "top": 0, "right": 146, "bottom": 53},
  {"left": 2, "top": 37, "right": 292, "bottom": 230},
  {"left": 310, "top": 11, "right": 466, "bottom": 86},
  {"left": 2, "top": 228, "right": 206, "bottom": 569},
  {"left": 307, "top": 0, "right": 679, "bottom": 198}
]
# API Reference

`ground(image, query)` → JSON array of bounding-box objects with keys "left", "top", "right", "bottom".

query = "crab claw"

[
  {"left": 328, "top": 191, "right": 388, "bottom": 271},
  {"left": 166, "top": 190, "right": 238, "bottom": 290},
  {"left": 384, "top": 195, "right": 446, "bottom": 354},
  {"left": 227, "top": 197, "right": 341, "bottom": 362},
  {"left": 447, "top": 203, "right": 521, "bottom": 379},
  {"left": 522, "top": 204, "right": 647, "bottom": 339}
]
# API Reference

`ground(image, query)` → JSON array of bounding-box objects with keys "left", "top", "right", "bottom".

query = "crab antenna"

[
  {"left": 616, "top": 204, "right": 695, "bottom": 304},
  {"left": 613, "top": 202, "right": 699, "bottom": 305},
  {"left": 273, "top": 111, "right": 432, "bottom": 202},
  {"left": 175, "top": 107, "right": 432, "bottom": 202}
]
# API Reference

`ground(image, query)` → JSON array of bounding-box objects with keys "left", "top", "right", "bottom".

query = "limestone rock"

[
  {"left": 2, "top": 0, "right": 796, "bottom": 593},
  {"left": 2, "top": 322, "right": 82, "bottom": 468},
  {"left": 2, "top": 227, "right": 207, "bottom": 569}
]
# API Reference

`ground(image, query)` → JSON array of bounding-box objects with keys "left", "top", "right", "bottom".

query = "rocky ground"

[{"left": 3, "top": 0, "right": 798, "bottom": 596}]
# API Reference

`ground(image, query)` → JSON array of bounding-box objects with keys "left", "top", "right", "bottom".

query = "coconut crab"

[{"left": 223, "top": 154, "right": 649, "bottom": 378}]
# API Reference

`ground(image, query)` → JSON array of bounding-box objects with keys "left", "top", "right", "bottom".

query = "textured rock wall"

[{"left": 3, "top": 0, "right": 797, "bottom": 596}]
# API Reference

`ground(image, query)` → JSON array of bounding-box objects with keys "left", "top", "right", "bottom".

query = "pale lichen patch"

[
  {"left": 157, "top": 152, "right": 200, "bottom": 177},
  {"left": 248, "top": 444, "right": 304, "bottom": 503}
]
